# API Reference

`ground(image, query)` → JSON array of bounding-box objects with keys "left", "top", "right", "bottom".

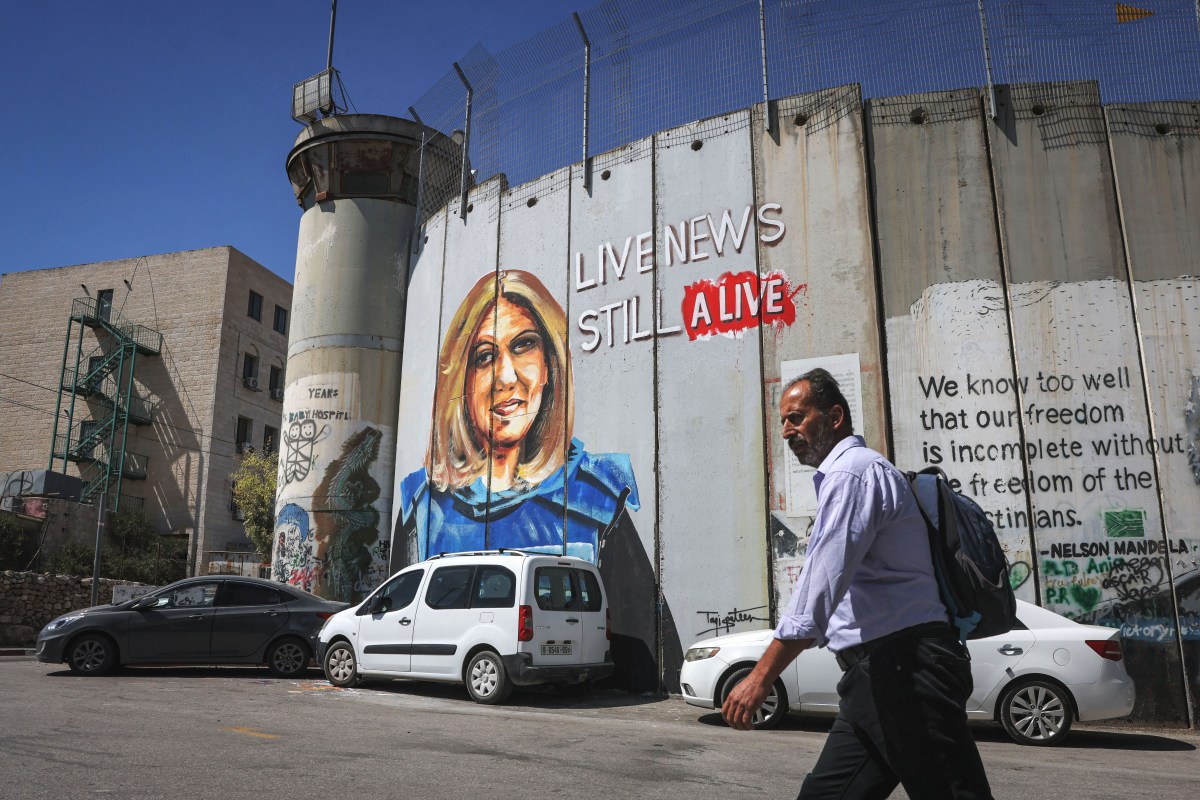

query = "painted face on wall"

[{"left": 467, "top": 298, "right": 547, "bottom": 450}]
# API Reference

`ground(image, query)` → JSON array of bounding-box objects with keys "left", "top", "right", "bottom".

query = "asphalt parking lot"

[{"left": 1, "top": 657, "right": 1197, "bottom": 800}]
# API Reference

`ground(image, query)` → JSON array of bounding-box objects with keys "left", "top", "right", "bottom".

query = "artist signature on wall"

[{"left": 695, "top": 605, "right": 770, "bottom": 638}]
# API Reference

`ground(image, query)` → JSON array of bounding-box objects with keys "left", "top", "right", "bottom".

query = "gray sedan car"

[{"left": 36, "top": 576, "right": 347, "bottom": 677}]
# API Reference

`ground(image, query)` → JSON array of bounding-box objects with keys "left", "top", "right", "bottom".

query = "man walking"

[{"left": 723, "top": 368, "right": 993, "bottom": 799}]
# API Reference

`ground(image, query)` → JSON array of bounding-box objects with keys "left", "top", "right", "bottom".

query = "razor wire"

[{"left": 405, "top": 0, "right": 1200, "bottom": 226}]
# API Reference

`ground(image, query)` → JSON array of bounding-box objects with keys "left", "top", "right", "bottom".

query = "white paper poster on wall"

[{"left": 781, "top": 353, "right": 863, "bottom": 517}]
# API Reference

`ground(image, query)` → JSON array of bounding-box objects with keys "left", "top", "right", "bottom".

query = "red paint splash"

[{"left": 681, "top": 270, "right": 805, "bottom": 341}]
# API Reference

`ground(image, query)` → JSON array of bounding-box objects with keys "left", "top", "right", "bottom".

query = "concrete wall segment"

[
  {"left": 1108, "top": 100, "right": 1200, "bottom": 724},
  {"left": 497, "top": 166, "right": 571, "bottom": 543},
  {"left": 421, "top": 178, "right": 501, "bottom": 552},
  {"left": 869, "top": 87, "right": 1035, "bottom": 599},
  {"left": 390, "top": 206, "right": 449, "bottom": 568},
  {"left": 989, "top": 82, "right": 1187, "bottom": 724},
  {"left": 653, "top": 110, "right": 769, "bottom": 688},
  {"left": 753, "top": 86, "right": 886, "bottom": 614},
  {"left": 991, "top": 82, "right": 1126, "bottom": 283},
  {"left": 568, "top": 140, "right": 665, "bottom": 687},
  {"left": 1106, "top": 102, "right": 1200, "bottom": 282},
  {"left": 869, "top": 89, "right": 1003, "bottom": 309}
]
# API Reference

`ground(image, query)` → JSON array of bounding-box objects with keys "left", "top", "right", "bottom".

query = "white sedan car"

[{"left": 680, "top": 601, "right": 1134, "bottom": 746}]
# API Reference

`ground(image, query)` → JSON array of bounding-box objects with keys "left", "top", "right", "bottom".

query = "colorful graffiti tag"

[{"left": 273, "top": 502, "right": 315, "bottom": 592}]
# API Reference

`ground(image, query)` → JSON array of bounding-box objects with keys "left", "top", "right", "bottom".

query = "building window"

[
  {"left": 273, "top": 305, "right": 288, "bottom": 335},
  {"left": 236, "top": 417, "right": 252, "bottom": 452},
  {"left": 248, "top": 290, "right": 263, "bottom": 321},
  {"left": 242, "top": 353, "right": 258, "bottom": 380},
  {"left": 79, "top": 420, "right": 99, "bottom": 458},
  {"left": 264, "top": 425, "right": 278, "bottom": 454},
  {"left": 269, "top": 365, "right": 283, "bottom": 392},
  {"left": 97, "top": 289, "right": 114, "bottom": 322}
]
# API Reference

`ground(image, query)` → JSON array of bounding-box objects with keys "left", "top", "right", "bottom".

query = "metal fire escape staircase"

[{"left": 49, "top": 297, "right": 162, "bottom": 513}]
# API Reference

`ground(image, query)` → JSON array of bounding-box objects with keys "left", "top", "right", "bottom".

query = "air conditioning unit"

[
  {"left": 243, "top": 376, "right": 260, "bottom": 391},
  {"left": 270, "top": 388, "right": 285, "bottom": 401},
  {"left": 233, "top": 506, "right": 246, "bottom": 521},
  {"left": 237, "top": 441, "right": 254, "bottom": 454}
]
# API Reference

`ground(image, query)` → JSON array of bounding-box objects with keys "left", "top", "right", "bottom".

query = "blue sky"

[
  {"left": 4, "top": 1, "right": 1195, "bottom": 284},
  {"left": 1, "top": 1, "right": 580, "bottom": 282}
]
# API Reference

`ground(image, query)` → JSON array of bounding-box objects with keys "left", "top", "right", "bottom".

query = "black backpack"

[{"left": 905, "top": 467, "right": 1017, "bottom": 642}]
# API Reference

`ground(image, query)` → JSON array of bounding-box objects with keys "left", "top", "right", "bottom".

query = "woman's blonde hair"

[{"left": 428, "top": 269, "right": 573, "bottom": 492}]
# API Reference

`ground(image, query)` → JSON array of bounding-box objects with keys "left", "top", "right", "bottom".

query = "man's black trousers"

[{"left": 797, "top": 626, "right": 994, "bottom": 800}]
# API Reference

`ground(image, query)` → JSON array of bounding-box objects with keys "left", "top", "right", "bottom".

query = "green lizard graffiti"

[{"left": 312, "top": 426, "right": 383, "bottom": 602}]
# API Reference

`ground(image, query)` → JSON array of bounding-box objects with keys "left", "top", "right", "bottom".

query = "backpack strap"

[{"left": 906, "top": 471, "right": 972, "bottom": 643}]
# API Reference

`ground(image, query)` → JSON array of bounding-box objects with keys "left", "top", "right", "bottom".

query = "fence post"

[
  {"left": 976, "top": 0, "right": 998, "bottom": 119},
  {"left": 453, "top": 62, "right": 473, "bottom": 222},
  {"left": 758, "top": 0, "right": 771, "bottom": 134},
  {"left": 574, "top": 12, "right": 593, "bottom": 191},
  {"left": 409, "top": 105, "right": 427, "bottom": 253},
  {"left": 89, "top": 491, "right": 105, "bottom": 607}
]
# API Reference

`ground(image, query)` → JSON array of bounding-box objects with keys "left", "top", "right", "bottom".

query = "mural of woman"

[{"left": 397, "top": 269, "right": 680, "bottom": 691}]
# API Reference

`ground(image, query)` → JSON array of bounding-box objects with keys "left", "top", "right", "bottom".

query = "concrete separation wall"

[{"left": 389, "top": 82, "right": 1200, "bottom": 725}]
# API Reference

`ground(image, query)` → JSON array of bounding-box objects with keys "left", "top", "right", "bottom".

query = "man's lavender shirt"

[{"left": 774, "top": 435, "right": 946, "bottom": 653}]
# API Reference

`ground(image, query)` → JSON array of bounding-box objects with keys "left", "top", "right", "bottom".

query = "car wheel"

[
  {"left": 66, "top": 633, "right": 117, "bottom": 676},
  {"left": 266, "top": 637, "right": 311, "bottom": 678},
  {"left": 721, "top": 666, "right": 788, "bottom": 730},
  {"left": 999, "top": 678, "right": 1074, "bottom": 746},
  {"left": 323, "top": 640, "right": 360, "bottom": 688},
  {"left": 465, "top": 650, "right": 513, "bottom": 705}
]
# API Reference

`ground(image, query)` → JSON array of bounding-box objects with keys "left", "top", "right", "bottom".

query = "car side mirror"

[
  {"left": 367, "top": 596, "right": 390, "bottom": 615},
  {"left": 131, "top": 596, "right": 156, "bottom": 610}
]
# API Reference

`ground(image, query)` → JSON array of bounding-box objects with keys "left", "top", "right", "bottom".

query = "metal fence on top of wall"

[{"left": 407, "top": 0, "right": 1200, "bottom": 222}]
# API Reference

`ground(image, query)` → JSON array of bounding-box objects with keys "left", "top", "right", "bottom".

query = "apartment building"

[{"left": 0, "top": 246, "right": 292, "bottom": 574}]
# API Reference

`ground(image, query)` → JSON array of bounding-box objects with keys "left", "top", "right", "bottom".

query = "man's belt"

[{"left": 833, "top": 621, "right": 951, "bottom": 672}]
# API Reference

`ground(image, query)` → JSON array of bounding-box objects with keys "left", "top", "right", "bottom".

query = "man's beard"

[{"left": 788, "top": 419, "right": 836, "bottom": 468}]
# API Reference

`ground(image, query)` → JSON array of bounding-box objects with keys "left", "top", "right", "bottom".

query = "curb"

[{"left": 0, "top": 648, "right": 35, "bottom": 657}]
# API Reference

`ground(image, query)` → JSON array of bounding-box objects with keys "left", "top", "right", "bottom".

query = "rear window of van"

[
  {"left": 535, "top": 567, "right": 575, "bottom": 611},
  {"left": 574, "top": 569, "right": 603, "bottom": 612},
  {"left": 534, "top": 567, "right": 603, "bottom": 612}
]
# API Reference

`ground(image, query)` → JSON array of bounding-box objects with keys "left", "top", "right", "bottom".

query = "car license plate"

[{"left": 540, "top": 644, "right": 572, "bottom": 656}]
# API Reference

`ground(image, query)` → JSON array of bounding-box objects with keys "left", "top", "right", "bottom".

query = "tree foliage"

[
  {"left": 46, "top": 507, "right": 186, "bottom": 584},
  {"left": 230, "top": 448, "right": 278, "bottom": 562},
  {"left": 0, "top": 514, "right": 26, "bottom": 570}
]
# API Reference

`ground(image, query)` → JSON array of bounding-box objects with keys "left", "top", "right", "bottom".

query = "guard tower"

[
  {"left": 49, "top": 295, "right": 162, "bottom": 513},
  {"left": 275, "top": 112, "right": 461, "bottom": 602}
]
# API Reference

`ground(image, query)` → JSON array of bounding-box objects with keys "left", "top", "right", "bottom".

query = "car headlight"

[
  {"left": 685, "top": 646, "right": 721, "bottom": 662},
  {"left": 45, "top": 614, "right": 84, "bottom": 632}
]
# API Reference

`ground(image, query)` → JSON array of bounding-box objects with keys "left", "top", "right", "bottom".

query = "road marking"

[{"left": 223, "top": 726, "right": 279, "bottom": 739}]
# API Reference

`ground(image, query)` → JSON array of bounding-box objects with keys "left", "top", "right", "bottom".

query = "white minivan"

[{"left": 316, "top": 550, "right": 613, "bottom": 703}]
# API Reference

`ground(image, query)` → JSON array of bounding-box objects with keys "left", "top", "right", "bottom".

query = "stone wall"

[{"left": 0, "top": 571, "right": 143, "bottom": 646}]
